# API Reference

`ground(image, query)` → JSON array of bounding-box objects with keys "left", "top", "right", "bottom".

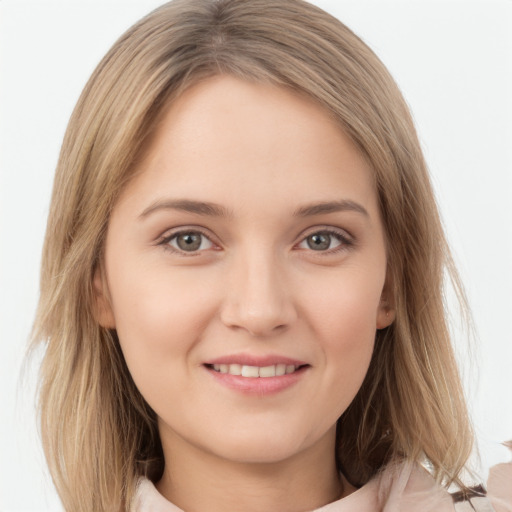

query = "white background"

[{"left": 1, "top": 1, "right": 511, "bottom": 510}]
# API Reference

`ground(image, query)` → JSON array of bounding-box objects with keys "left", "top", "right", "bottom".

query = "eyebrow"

[
  {"left": 139, "top": 199, "right": 231, "bottom": 219},
  {"left": 139, "top": 198, "right": 369, "bottom": 219},
  {"left": 293, "top": 200, "right": 369, "bottom": 218}
]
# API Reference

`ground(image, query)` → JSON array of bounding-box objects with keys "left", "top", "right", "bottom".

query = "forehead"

[{"left": 117, "top": 75, "right": 379, "bottom": 220}]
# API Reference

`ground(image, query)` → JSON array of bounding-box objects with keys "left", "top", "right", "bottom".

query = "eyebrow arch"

[
  {"left": 139, "top": 198, "right": 368, "bottom": 219},
  {"left": 139, "top": 199, "right": 231, "bottom": 219},
  {"left": 294, "top": 200, "right": 369, "bottom": 217}
]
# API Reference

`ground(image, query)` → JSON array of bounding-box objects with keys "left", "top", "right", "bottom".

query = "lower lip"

[{"left": 204, "top": 366, "right": 309, "bottom": 395}]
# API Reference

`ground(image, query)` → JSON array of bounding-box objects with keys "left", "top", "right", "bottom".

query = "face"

[{"left": 97, "top": 75, "right": 394, "bottom": 465}]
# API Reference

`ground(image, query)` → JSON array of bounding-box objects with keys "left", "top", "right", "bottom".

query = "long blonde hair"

[{"left": 32, "top": 0, "right": 473, "bottom": 509}]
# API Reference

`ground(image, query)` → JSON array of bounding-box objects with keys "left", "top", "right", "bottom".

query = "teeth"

[
  {"left": 259, "top": 365, "right": 276, "bottom": 377},
  {"left": 241, "top": 365, "right": 260, "bottom": 378},
  {"left": 211, "top": 363, "right": 300, "bottom": 377},
  {"left": 229, "top": 363, "right": 242, "bottom": 376}
]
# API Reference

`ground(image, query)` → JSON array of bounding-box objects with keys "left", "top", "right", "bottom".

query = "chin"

[
  {"left": 217, "top": 442, "right": 303, "bottom": 465},
  {"left": 203, "top": 424, "right": 332, "bottom": 466}
]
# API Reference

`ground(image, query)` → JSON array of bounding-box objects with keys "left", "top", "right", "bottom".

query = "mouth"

[
  {"left": 203, "top": 357, "right": 310, "bottom": 394},
  {"left": 205, "top": 363, "right": 308, "bottom": 378}
]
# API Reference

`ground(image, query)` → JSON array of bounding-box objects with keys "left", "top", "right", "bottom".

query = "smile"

[
  {"left": 203, "top": 357, "right": 310, "bottom": 395},
  {"left": 209, "top": 363, "right": 301, "bottom": 377}
]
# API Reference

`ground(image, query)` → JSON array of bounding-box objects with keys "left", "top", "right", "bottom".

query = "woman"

[{"left": 30, "top": 0, "right": 510, "bottom": 510}]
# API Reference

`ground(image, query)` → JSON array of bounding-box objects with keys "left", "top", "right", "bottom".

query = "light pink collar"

[{"left": 131, "top": 459, "right": 509, "bottom": 512}]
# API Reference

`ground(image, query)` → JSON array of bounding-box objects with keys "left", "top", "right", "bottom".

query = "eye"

[
  {"left": 164, "top": 230, "right": 214, "bottom": 253},
  {"left": 297, "top": 230, "right": 350, "bottom": 252}
]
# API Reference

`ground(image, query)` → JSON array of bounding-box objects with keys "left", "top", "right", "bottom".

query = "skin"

[{"left": 96, "top": 75, "right": 395, "bottom": 512}]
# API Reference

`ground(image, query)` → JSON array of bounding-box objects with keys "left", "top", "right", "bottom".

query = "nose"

[{"left": 219, "top": 250, "right": 297, "bottom": 337}]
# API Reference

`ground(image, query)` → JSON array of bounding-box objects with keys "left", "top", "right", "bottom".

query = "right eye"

[{"left": 162, "top": 230, "right": 214, "bottom": 253}]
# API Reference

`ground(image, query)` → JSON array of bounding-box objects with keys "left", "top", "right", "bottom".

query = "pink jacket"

[{"left": 131, "top": 459, "right": 512, "bottom": 512}]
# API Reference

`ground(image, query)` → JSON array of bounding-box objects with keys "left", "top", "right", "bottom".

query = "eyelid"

[
  {"left": 155, "top": 224, "right": 354, "bottom": 255},
  {"left": 295, "top": 226, "right": 355, "bottom": 252},
  {"left": 156, "top": 226, "right": 220, "bottom": 254}
]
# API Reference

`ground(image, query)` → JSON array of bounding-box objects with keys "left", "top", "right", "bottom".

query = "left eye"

[
  {"left": 298, "top": 231, "right": 345, "bottom": 251},
  {"left": 166, "top": 231, "right": 213, "bottom": 252}
]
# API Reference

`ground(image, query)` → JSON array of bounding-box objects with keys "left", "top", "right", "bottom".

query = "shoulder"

[
  {"left": 452, "top": 486, "right": 497, "bottom": 512},
  {"left": 377, "top": 456, "right": 512, "bottom": 512},
  {"left": 373, "top": 462, "right": 504, "bottom": 512},
  {"left": 454, "top": 499, "right": 496, "bottom": 512},
  {"left": 130, "top": 478, "right": 183, "bottom": 512}
]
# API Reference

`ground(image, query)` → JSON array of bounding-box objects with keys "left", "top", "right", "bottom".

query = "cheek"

[
  {"left": 302, "top": 267, "right": 383, "bottom": 396},
  {"left": 106, "top": 260, "right": 219, "bottom": 384},
  {"left": 304, "top": 264, "right": 384, "bottom": 342}
]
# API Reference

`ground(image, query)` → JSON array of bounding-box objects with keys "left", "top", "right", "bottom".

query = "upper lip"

[{"left": 204, "top": 353, "right": 308, "bottom": 367}]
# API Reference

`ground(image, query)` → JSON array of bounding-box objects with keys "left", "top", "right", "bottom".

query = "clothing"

[{"left": 131, "top": 459, "right": 511, "bottom": 512}]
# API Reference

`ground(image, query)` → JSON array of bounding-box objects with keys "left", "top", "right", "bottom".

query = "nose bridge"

[{"left": 220, "top": 242, "right": 296, "bottom": 336}]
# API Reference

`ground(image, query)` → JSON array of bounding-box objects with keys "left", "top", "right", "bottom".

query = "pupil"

[
  {"left": 307, "top": 233, "right": 330, "bottom": 251},
  {"left": 177, "top": 233, "right": 201, "bottom": 251}
]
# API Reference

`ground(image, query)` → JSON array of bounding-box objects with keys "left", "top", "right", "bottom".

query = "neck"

[{"left": 156, "top": 426, "right": 352, "bottom": 512}]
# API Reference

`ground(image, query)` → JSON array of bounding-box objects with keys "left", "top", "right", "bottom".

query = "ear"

[
  {"left": 376, "top": 272, "right": 396, "bottom": 330},
  {"left": 93, "top": 266, "right": 116, "bottom": 329}
]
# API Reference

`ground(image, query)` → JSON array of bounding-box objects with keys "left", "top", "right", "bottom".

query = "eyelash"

[
  {"left": 157, "top": 227, "right": 354, "bottom": 256},
  {"left": 158, "top": 227, "right": 217, "bottom": 256},
  {"left": 297, "top": 228, "right": 354, "bottom": 254}
]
